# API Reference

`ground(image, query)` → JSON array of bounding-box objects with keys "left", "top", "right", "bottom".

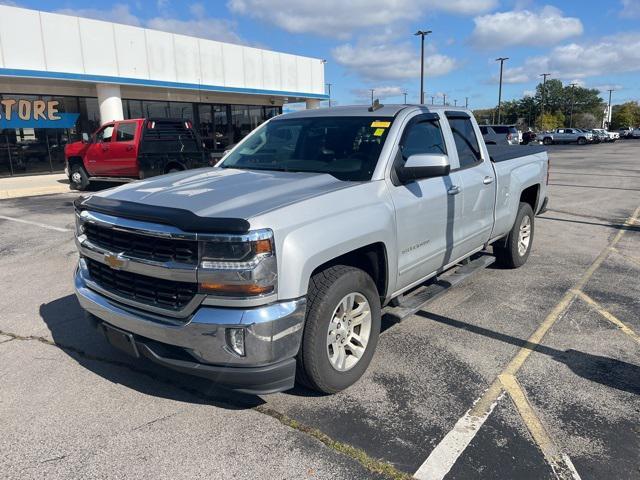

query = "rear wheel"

[
  {"left": 494, "top": 202, "right": 534, "bottom": 268},
  {"left": 577, "top": 137, "right": 587, "bottom": 145},
  {"left": 69, "top": 163, "right": 89, "bottom": 191},
  {"left": 297, "top": 265, "right": 381, "bottom": 393}
]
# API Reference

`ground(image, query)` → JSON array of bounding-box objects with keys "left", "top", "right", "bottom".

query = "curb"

[{"left": 0, "top": 185, "right": 72, "bottom": 200}]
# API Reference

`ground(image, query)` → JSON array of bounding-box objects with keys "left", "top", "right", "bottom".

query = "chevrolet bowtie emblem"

[{"left": 104, "top": 253, "right": 127, "bottom": 270}]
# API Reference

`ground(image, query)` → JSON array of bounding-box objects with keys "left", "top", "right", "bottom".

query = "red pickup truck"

[{"left": 65, "top": 118, "right": 207, "bottom": 190}]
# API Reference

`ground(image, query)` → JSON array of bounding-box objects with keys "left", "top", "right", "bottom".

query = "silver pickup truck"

[{"left": 73, "top": 105, "right": 549, "bottom": 395}]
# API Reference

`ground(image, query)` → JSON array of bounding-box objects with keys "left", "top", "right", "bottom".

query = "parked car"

[
  {"left": 65, "top": 118, "right": 208, "bottom": 190},
  {"left": 73, "top": 104, "right": 549, "bottom": 395},
  {"left": 589, "top": 129, "right": 609, "bottom": 143},
  {"left": 618, "top": 127, "right": 633, "bottom": 138},
  {"left": 541, "top": 128, "right": 592, "bottom": 145},
  {"left": 632, "top": 128, "right": 640, "bottom": 139},
  {"left": 479, "top": 124, "right": 519, "bottom": 145}
]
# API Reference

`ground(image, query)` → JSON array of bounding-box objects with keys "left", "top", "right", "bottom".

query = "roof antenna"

[{"left": 368, "top": 99, "right": 384, "bottom": 112}]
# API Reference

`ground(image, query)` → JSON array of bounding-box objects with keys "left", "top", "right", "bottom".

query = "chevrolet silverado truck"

[
  {"left": 73, "top": 104, "right": 549, "bottom": 395},
  {"left": 65, "top": 118, "right": 207, "bottom": 190}
]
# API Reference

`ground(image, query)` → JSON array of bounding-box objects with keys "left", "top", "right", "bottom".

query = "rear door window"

[
  {"left": 115, "top": 122, "right": 137, "bottom": 142},
  {"left": 447, "top": 116, "right": 482, "bottom": 169}
]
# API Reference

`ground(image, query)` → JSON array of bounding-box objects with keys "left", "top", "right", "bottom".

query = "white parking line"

[
  {"left": 413, "top": 390, "right": 505, "bottom": 480},
  {"left": 0, "top": 214, "right": 71, "bottom": 233}
]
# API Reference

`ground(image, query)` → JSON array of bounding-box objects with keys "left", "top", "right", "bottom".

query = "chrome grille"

[
  {"left": 86, "top": 258, "right": 198, "bottom": 311},
  {"left": 84, "top": 223, "right": 198, "bottom": 265}
]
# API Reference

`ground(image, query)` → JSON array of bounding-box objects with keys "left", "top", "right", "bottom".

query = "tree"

[
  {"left": 610, "top": 102, "right": 640, "bottom": 129},
  {"left": 539, "top": 111, "right": 564, "bottom": 131},
  {"left": 573, "top": 112, "right": 598, "bottom": 129}
]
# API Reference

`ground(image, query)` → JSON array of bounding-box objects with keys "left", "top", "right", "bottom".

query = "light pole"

[
  {"left": 431, "top": 95, "right": 435, "bottom": 105},
  {"left": 539, "top": 73, "right": 550, "bottom": 130},
  {"left": 370, "top": 89, "right": 374, "bottom": 106},
  {"left": 495, "top": 57, "right": 509, "bottom": 124},
  {"left": 402, "top": 91, "right": 408, "bottom": 104},
  {"left": 325, "top": 83, "right": 332, "bottom": 107},
  {"left": 454, "top": 99, "right": 458, "bottom": 106},
  {"left": 607, "top": 89, "right": 614, "bottom": 128},
  {"left": 414, "top": 30, "right": 432, "bottom": 104},
  {"left": 569, "top": 83, "right": 578, "bottom": 127},
  {"left": 443, "top": 93, "right": 447, "bottom": 106},
  {"left": 465, "top": 97, "right": 469, "bottom": 109}
]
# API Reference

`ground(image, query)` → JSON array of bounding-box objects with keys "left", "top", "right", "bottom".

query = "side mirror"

[
  {"left": 397, "top": 154, "right": 450, "bottom": 183},
  {"left": 82, "top": 133, "right": 90, "bottom": 143}
]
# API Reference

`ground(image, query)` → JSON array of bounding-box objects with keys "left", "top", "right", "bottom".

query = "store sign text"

[{"left": 0, "top": 99, "right": 79, "bottom": 129}]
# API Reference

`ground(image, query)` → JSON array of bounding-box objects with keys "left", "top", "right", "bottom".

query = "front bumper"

[{"left": 74, "top": 261, "right": 306, "bottom": 394}]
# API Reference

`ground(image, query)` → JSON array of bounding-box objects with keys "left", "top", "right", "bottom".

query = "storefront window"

[
  {"left": 142, "top": 101, "right": 169, "bottom": 118},
  {"left": 168, "top": 102, "right": 193, "bottom": 120},
  {"left": 1, "top": 93, "right": 281, "bottom": 177}
]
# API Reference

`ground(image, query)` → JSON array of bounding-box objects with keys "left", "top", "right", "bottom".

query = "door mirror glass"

[
  {"left": 81, "top": 132, "right": 90, "bottom": 143},
  {"left": 398, "top": 154, "right": 450, "bottom": 183}
]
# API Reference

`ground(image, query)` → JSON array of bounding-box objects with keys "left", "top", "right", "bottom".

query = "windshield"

[{"left": 219, "top": 116, "right": 394, "bottom": 181}]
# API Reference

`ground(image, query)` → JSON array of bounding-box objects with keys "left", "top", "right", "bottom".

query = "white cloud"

[
  {"left": 620, "top": 0, "right": 640, "bottom": 18},
  {"left": 228, "top": 0, "right": 497, "bottom": 38},
  {"left": 471, "top": 6, "right": 583, "bottom": 48},
  {"left": 351, "top": 86, "right": 405, "bottom": 100},
  {"left": 56, "top": 3, "right": 246, "bottom": 44},
  {"left": 56, "top": 4, "right": 141, "bottom": 26},
  {"left": 333, "top": 41, "right": 457, "bottom": 82},
  {"left": 501, "top": 32, "right": 640, "bottom": 84}
]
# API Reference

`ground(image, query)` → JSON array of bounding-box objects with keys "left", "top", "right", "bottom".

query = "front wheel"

[
  {"left": 494, "top": 202, "right": 535, "bottom": 268},
  {"left": 297, "top": 265, "right": 381, "bottom": 394},
  {"left": 543, "top": 137, "right": 553, "bottom": 146},
  {"left": 577, "top": 137, "right": 587, "bottom": 145},
  {"left": 69, "top": 163, "right": 90, "bottom": 191}
]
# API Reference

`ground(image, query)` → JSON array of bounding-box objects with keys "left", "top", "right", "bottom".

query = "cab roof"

[{"left": 280, "top": 104, "right": 471, "bottom": 119}]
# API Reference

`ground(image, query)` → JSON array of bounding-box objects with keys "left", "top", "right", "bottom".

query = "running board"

[
  {"left": 383, "top": 253, "right": 495, "bottom": 322},
  {"left": 89, "top": 177, "right": 137, "bottom": 183}
]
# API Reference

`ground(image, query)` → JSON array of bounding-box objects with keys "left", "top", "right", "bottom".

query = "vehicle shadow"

[
  {"left": 537, "top": 216, "right": 640, "bottom": 232},
  {"left": 416, "top": 310, "right": 640, "bottom": 395},
  {"left": 39, "top": 294, "right": 266, "bottom": 409}
]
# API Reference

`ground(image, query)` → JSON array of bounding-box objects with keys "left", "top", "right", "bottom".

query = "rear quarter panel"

[{"left": 492, "top": 152, "right": 548, "bottom": 238}]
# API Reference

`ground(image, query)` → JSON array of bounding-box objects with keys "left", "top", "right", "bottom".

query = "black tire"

[
  {"left": 69, "top": 163, "right": 90, "bottom": 191},
  {"left": 494, "top": 202, "right": 535, "bottom": 268},
  {"left": 543, "top": 137, "right": 553, "bottom": 146},
  {"left": 577, "top": 137, "right": 587, "bottom": 145},
  {"left": 297, "top": 265, "right": 381, "bottom": 394}
]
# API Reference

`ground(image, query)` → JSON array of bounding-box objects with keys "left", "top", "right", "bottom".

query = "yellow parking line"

[
  {"left": 414, "top": 204, "right": 640, "bottom": 480},
  {"left": 499, "top": 374, "right": 581, "bottom": 479},
  {"left": 573, "top": 290, "right": 640, "bottom": 345}
]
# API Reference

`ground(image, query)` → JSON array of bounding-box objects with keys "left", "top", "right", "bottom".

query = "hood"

[{"left": 96, "top": 167, "right": 355, "bottom": 220}]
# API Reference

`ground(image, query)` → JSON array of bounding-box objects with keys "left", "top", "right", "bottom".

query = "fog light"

[{"left": 226, "top": 328, "right": 245, "bottom": 357}]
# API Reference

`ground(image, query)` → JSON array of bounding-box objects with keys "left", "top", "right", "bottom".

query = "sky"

[{"left": 3, "top": 0, "right": 640, "bottom": 109}]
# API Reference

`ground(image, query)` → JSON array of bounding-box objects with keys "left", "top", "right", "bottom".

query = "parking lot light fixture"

[
  {"left": 569, "top": 83, "right": 578, "bottom": 127},
  {"left": 443, "top": 93, "right": 446, "bottom": 106},
  {"left": 495, "top": 57, "right": 509, "bottom": 124},
  {"left": 414, "top": 30, "right": 432, "bottom": 104},
  {"left": 540, "top": 73, "right": 550, "bottom": 130},
  {"left": 325, "top": 83, "right": 332, "bottom": 107},
  {"left": 402, "top": 91, "right": 407, "bottom": 104},
  {"left": 370, "top": 89, "right": 375, "bottom": 106},
  {"left": 607, "top": 89, "right": 614, "bottom": 128}
]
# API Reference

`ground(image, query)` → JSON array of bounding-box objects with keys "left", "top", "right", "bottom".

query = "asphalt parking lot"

[{"left": 1, "top": 140, "right": 639, "bottom": 480}]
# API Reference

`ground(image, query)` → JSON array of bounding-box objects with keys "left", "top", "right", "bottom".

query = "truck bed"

[{"left": 486, "top": 144, "right": 547, "bottom": 163}]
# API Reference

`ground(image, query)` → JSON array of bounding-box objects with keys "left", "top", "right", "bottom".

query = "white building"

[{"left": 0, "top": 4, "right": 327, "bottom": 176}]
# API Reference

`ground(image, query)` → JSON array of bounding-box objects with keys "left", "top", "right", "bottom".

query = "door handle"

[
  {"left": 483, "top": 176, "right": 494, "bottom": 185},
  {"left": 126, "top": 145, "right": 134, "bottom": 151},
  {"left": 447, "top": 185, "right": 461, "bottom": 195}
]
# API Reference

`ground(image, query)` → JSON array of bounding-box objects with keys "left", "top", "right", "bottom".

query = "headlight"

[{"left": 198, "top": 229, "right": 277, "bottom": 297}]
